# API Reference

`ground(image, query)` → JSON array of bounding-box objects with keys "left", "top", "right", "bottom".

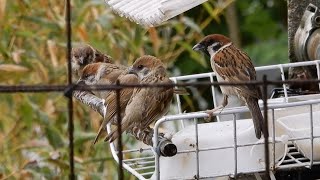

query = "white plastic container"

[
  {"left": 154, "top": 119, "right": 287, "bottom": 179},
  {"left": 277, "top": 111, "right": 320, "bottom": 161}
]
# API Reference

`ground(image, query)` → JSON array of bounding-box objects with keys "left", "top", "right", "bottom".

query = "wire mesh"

[{"left": 1, "top": 1, "right": 320, "bottom": 179}]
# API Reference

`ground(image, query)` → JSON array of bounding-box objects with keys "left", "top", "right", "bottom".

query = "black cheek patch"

[{"left": 212, "top": 43, "right": 222, "bottom": 51}]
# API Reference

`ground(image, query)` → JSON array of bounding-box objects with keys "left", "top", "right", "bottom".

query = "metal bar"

[
  {"left": 262, "top": 75, "right": 270, "bottom": 178},
  {"left": 3, "top": 78, "right": 320, "bottom": 93},
  {"left": 116, "top": 80, "right": 124, "bottom": 180},
  {"left": 309, "top": 104, "right": 314, "bottom": 168},
  {"left": 278, "top": 162, "right": 320, "bottom": 169},
  {"left": 278, "top": 64, "right": 288, "bottom": 103},
  {"left": 194, "top": 118, "right": 200, "bottom": 179},
  {"left": 133, "top": 165, "right": 155, "bottom": 171},
  {"left": 233, "top": 113, "right": 238, "bottom": 179},
  {"left": 140, "top": 171, "right": 154, "bottom": 176},
  {"left": 154, "top": 98, "right": 320, "bottom": 124},
  {"left": 172, "top": 78, "right": 185, "bottom": 129},
  {"left": 153, "top": 117, "right": 161, "bottom": 180},
  {"left": 282, "top": 157, "right": 309, "bottom": 163},
  {"left": 65, "top": 0, "right": 74, "bottom": 179},
  {"left": 119, "top": 147, "right": 152, "bottom": 154},
  {"left": 272, "top": 109, "right": 276, "bottom": 170},
  {"left": 171, "top": 60, "right": 320, "bottom": 81},
  {"left": 315, "top": 61, "right": 320, "bottom": 90},
  {"left": 126, "top": 160, "right": 155, "bottom": 166},
  {"left": 123, "top": 156, "right": 155, "bottom": 162},
  {"left": 209, "top": 74, "right": 220, "bottom": 122}
]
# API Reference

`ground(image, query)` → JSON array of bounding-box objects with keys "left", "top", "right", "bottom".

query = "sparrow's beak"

[
  {"left": 192, "top": 43, "right": 205, "bottom": 51},
  {"left": 77, "top": 79, "right": 86, "bottom": 85},
  {"left": 128, "top": 67, "right": 138, "bottom": 75},
  {"left": 78, "top": 57, "right": 84, "bottom": 65}
]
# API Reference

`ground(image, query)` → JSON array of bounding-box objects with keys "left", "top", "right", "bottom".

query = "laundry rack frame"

[{"left": 107, "top": 60, "right": 320, "bottom": 180}]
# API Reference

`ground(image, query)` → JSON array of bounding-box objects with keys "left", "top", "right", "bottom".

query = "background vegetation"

[{"left": 0, "top": 0, "right": 287, "bottom": 179}]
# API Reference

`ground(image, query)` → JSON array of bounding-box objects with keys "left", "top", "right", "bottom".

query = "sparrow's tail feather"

[
  {"left": 93, "top": 110, "right": 118, "bottom": 145},
  {"left": 104, "top": 123, "right": 127, "bottom": 143},
  {"left": 104, "top": 129, "right": 117, "bottom": 143},
  {"left": 246, "top": 97, "right": 263, "bottom": 139},
  {"left": 173, "top": 87, "right": 189, "bottom": 95},
  {"left": 93, "top": 121, "right": 106, "bottom": 145}
]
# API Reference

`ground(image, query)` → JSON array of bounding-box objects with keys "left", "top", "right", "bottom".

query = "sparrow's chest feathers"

[{"left": 211, "top": 45, "right": 242, "bottom": 96}]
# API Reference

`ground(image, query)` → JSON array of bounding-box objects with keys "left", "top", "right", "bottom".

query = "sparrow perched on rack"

[
  {"left": 71, "top": 44, "right": 113, "bottom": 79},
  {"left": 288, "top": 66, "right": 319, "bottom": 92},
  {"left": 78, "top": 62, "right": 139, "bottom": 144},
  {"left": 193, "top": 34, "right": 264, "bottom": 139},
  {"left": 78, "top": 62, "right": 127, "bottom": 99},
  {"left": 77, "top": 60, "right": 187, "bottom": 145},
  {"left": 104, "top": 55, "right": 174, "bottom": 143}
]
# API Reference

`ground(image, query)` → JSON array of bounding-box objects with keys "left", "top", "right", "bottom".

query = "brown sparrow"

[
  {"left": 71, "top": 44, "right": 113, "bottom": 79},
  {"left": 78, "top": 62, "right": 127, "bottom": 99},
  {"left": 104, "top": 55, "right": 174, "bottom": 143},
  {"left": 78, "top": 62, "right": 138, "bottom": 144},
  {"left": 193, "top": 34, "right": 263, "bottom": 139},
  {"left": 288, "top": 66, "right": 319, "bottom": 92},
  {"left": 93, "top": 73, "right": 139, "bottom": 145},
  {"left": 78, "top": 61, "right": 186, "bottom": 145}
]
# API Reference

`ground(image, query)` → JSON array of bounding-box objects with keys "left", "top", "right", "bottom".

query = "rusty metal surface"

[{"left": 288, "top": 0, "right": 320, "bottom": 62}]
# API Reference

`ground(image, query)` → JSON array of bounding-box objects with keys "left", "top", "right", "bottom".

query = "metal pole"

[
  {"left": 65, "top": 0, "right": 74, "bottom": 179},
  {"left": 116, "top": 80, "right": 124, "bottom": 180},
  {"left": 262, "top": 75, "right": 270, "bottom": 179}
]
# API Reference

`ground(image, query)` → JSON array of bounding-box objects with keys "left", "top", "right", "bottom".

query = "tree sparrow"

[
  {"left": 193, "top": 34, "right": 264, "bottom": 139},
  {"left": 288, "top": 66, "right": 319, "bottom": 92},
  {"left": 104, "top": 55, "right": 174, "bottom": 143},
  {"left": 71, "top": 44, "right": 113, "bottom": 79},
  {"left": 78, "top": 62, "right": 126, "bottom": 99}
]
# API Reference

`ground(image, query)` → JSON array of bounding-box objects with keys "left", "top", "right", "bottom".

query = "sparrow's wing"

[
  {"left": 140, "top": 78, "right": 174, "bottom": 128},
  {"left": 101, "top": 64, "right": 127, "bottom": 84},
  {"left": 104, "top": 90, "right": 143, "bottom": 143},
  {"left": 214, "top": 45, "right": 260, "bottom": 98},
  {"left": 93, "top": 74, "right": 138, "bottom": 145},
  {"left": 94, "top": 49, "right": 113, "bottom": 63}
]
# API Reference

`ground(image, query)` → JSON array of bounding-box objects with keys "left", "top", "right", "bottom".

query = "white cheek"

[
  {"left": 71, "top": 60, "right": 80, "bottom": 72},
  {"left": 207, "top": 44, "right": 216, "bottom": 56},
  {"left": 138, "top": 73, "right": 144, "bottom": 80}
]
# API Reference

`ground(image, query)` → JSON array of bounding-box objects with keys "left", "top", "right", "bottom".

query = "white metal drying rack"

[{"left": 107, "top": 60, "right": 320, "bottom": 179}]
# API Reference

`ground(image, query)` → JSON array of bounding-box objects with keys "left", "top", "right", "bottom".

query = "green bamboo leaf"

[
  {"left": 45, "top": 126, "right": 64, "bottom": 149},
  {"left": 74, "top": 132, "right": 96, "bottom": 146}
]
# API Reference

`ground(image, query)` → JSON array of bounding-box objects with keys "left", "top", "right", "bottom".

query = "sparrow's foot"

[
  {"left": 204, "top": 105, "right": 224, "bottom": 122},
  {"left": 204, "top": 109, "right": 216, "bottom": 122}
]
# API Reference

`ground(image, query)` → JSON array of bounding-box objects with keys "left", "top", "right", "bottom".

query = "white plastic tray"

[{"left": 277, "top": 111, "right": 320, "bottom": 161}]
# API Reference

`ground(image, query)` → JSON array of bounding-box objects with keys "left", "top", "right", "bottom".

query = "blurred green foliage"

[{"left": 0, "top": 0, "right": 287, "bottom": 179}]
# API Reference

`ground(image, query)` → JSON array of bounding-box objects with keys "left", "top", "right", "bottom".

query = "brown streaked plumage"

[
  {"left": 288, "top": 66, "right": 319, "bottom": 92},
  {"left": 93, "top": 72, "right": 139, "bottom": 144},
  {"left": 78, "top": 59, "right": 187, "bottom": 145},
  {"left": 71, "top": 44, "right": 113, "bottom": 79},
  {"left": 78, "top": 62, "right": 138, "bottom": 144},
  {"left": 79, "top": 62, "right": 127, "bottom": 99},
  {"left": 193, "top": 34, "right": 263, "bottom": 139},
  {"left": 104, "top": 55, "right": 174, "bottom": 143}
]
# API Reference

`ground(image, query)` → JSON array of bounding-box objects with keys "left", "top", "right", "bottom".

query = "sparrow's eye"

[
  {"left": 137, "top": 65, "right": 143, "bottom": 69},
  {"left": 83, "top": 74, "right": 90, "bottom": 79},
  {"left": 211, "top": 42, "right": 222, "bottom": 51}
]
